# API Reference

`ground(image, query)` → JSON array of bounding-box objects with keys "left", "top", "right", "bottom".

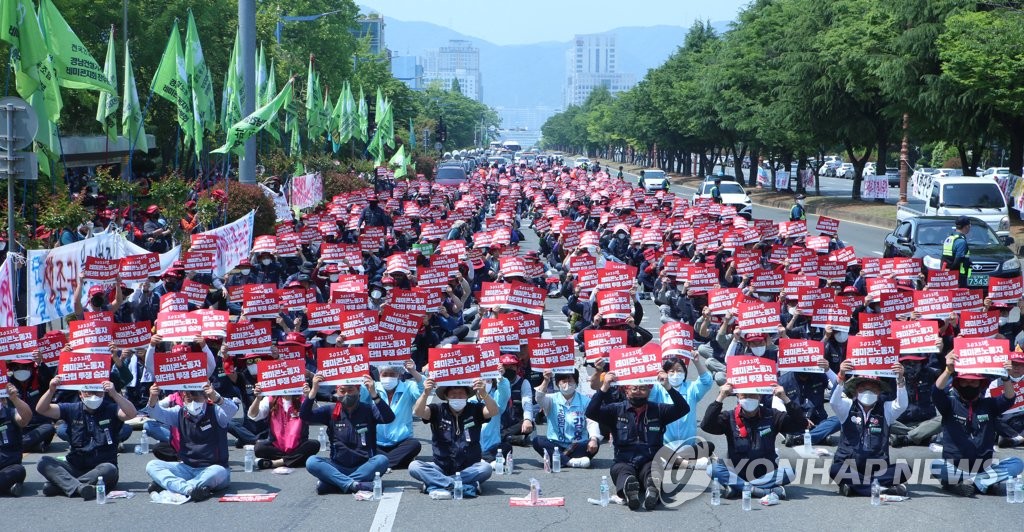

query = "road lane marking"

[{"left": 369, "top": 488, "right": 403, "bottom": 532}]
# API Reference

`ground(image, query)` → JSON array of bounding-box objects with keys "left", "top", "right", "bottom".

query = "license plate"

[{"left": 967, "top": 274, "right": 989, "bottom": 287}]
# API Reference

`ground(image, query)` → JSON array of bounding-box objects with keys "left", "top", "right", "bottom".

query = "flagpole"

[
  {"left": 127, "top": 84, "right": 156, "bottom": 183},
  {"left": 54, "top": 124, "right": 71, "bottom": 199}
]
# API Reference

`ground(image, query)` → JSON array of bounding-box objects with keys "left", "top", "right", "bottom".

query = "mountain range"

[{"left": 381, "top": 16, "right": 731, "bottom": 115}]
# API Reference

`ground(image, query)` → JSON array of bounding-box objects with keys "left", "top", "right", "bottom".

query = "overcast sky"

[{"left": 360, "top": 0, "right": 750, "bottom": 45}]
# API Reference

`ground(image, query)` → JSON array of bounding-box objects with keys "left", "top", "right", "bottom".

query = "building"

[
  {"left": 391, "top": 55, "right": 423, "bottom": 90},
  {"left": 422, "top": 40, "right": 483, "bottom": 102},
  {"left": 495, "top": 106, "right": 562, "bottom": 133},
  {"left": 564, "top": 33, "right": 635, "bottom": 107},
  {"left": 355, "top": 13, "right": 387, "bottom": 57}
]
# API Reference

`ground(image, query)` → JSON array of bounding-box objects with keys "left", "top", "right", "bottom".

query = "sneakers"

[
  {"left": 889, "top": 435, "right": 909, "bottom": 448},
  {"left": 982, "top": 482, "right": 1006, "bottom": 497},
  {"left": 943, "top": 481, "right": 977, "bottom": 498},
  {"left": 838, "top": 483, "right": 853, "bottom": 497},
  {"left": 316, "top": 481, "right": 344, "bottom": 495},
  {"left": 78, "top": 485, "right": 97, "bottom": 501},
  {"left": 353, "top": 482, "right": 375, "bottom": 493},
  {"left": 623, "top": 475, "right": 641, "bottom": 510},
  {"left": 722, "top": 486, "right": 736, "bottom": 499},
  {"left": 824, "top": 434, "right": 840, "bottom": 446},
  {"left": 189, "top": 486, "right": 213, "bottom": 502},
  {"left": 9, "top": 482, "right": 22, "bottom": 498},
  {"left": 783, "top": 434, "right": 802, "bottom": 448},
  {"left": 643, "top": 476, "right": 660, "bottom": 511},
  {"left": 42, "top": 482, "right": 62, "bottom": 497},
  {"left": 147, "top": 482, "right": 163, "bottom": 494},
  {"left": 693, "top": 457, "right": 710, "bottom": 470},
  {"left": 567, "top": 457, "right": 591, "bottom": 468},
  {"left": 429, "top": 489, "right": 453, "bottom": 500},
  {"left": 771, "top": 486, "right": 787, "bottom": 500},
  {"left": 257, "top": 458, "right": 274, "bottom": 470},
  {"left": 883, "top": 483, "right": 908, "bottom": 497}
]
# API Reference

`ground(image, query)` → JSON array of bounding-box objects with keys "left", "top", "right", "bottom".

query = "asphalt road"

[{"left": 9, "top": 174, "right": 1021, "bottom": 531}]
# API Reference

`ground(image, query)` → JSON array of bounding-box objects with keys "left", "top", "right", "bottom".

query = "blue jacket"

[
  {"left": 648, "top": 371, "right": 714, "bottom": 445},
  {"left": 472, "top": 378, "right": 510, "bottom": 452}
]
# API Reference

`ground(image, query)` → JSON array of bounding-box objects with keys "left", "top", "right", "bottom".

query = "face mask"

[
  {"left": 12, "top": 369, "right": 32, "bottom": 381},
  {"left": 834, "top": 332, "right": 849, "bottom": 343},
  {"left": 797, "top": 200, "right": 804, "bottom": 206},
  {"left": 340, "top": 394, "right": 360, "bottom": 408},
  {"left": 903, "top": 364, "right": 920, "bottom": 379},
  {"left": 241, "top": 269, "right": 251, "bottom": 276},
  {"left": 750, "top": 345, "right": 766, "bottom": 356},
  {"left": 330, "top": 274, "right": 340, "bottom": 282},
  {"left": 247, "top": 364, "right": 258, "bottom": 375},
  {"left": 668, "top": 373, "right": 686, "bottom": 387},
  {"left": 559, "top": 382, "right": 576, "bottom": 396},
  {"left": 1010, "top": 375, "right": 1024, "bottom": 383},
  {"left": 485, "top": 382, "right": 494, "bottom": 394},
  {"left": 503, "top": 369, "right": 518, "bottom": 381},
  {"left": 261, "top": 259, "right": 272, "bottom": 266},
  {"left": 628, "top": 396, "right": 647, "bottom": 407},
  {"left": 448, "top": 398, "right": 467, "bottom": 412},
  {"left": 858, "top": 391, "right": 878, "bottom": 406},
  {"left": 958, "top": 386, "right": 980, "bottom": 401},
  {"left": 325, "top": 334, "right": 339, "bottom": 345},
  {"left": 758, "top": 294, "right": 772, "bottom": 302},
  {"left": 380, "top": 377, "right": 399, "bottom": 391},
  {"left": 618, "top": 233, "right": 627, "bottom": 240},
  {"left": 786, "top": 305, "right": 797, "bottom": 314},
  {"left": 82, "top": 395, "right": 104, "bottom": 410},
  {"left": 370, "top": 289, "right": 383, "bottom": 300},
  {"left": 185, "top": 401, "right": 206, "bottom": 417},
  {"left": 738, "top": 398, "right": 760, "bottom": 412},
  {"left": 999, "top": 317, "right": 1009, "bottom": 327},
  {"left": 91, "top": 296, "right": 105, "bottom": 308}
]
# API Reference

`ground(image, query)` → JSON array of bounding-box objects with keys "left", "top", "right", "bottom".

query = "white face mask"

[
  {"left": 668, "top": 373, "right": 686, "bottom": 387},
  {"left": 834, "top": 331, "right": 849, "bottom": 343},
  {"left": 858, "top": 391, "right": 878, "bottom": 406},
  {"left": 325, "top": 334, "right": 339, "bottom": 345},
  {"left": 261, "top": 258, "right": 272, "bottom": 266},
  {"left": 330, "top": 274, "right": 340, "bottom": 282},
  {"left": 448, "top": 398, "right": 467, "bottom": 412},
  {"left": 81, "top": 395, "right": 104, "bottom": 410},
  {"left": 0, "top": 241, "right": 6, "bottom": 251},
  {"left": 485, "top": 382, "right": 494, "bottom": 394},
  {"left": 559, "top": 382, "right": 576, "bottom": 396},
  {"left": 757, "top": 294, "right": 772, "bottom": 302},
  {"left": 247, "top": 364, "right": 258, "bottom": 376},
  {"left": 185, "top": 401, "right": 206, "bottom": 417},
  {"left": 999, "top": 317, "right": 1009, "bottom": 327},
  {"left": 370, "top": 289, "right": 383, "bottom": 300},
  {"left": 12, "top": 369, "right": 32, "bottom": 381},
  {"left": 750, "top": 345, "right": 766, "bottom": 356},
  {"left": 241, "top": 269, "right": 251, "bottom": 276},
  {"left": 738, "top": 398, "right": 760, "bottom": 412},
  {"left": 380, "top": 377, "right": 399, "bottom": 391}
]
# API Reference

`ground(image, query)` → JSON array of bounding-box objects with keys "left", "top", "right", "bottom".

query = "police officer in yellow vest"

[
  {"left": 941, "top": 216, "right": 972, "bottom": 288},
  {"left": 790, "top": 194, "right": 806, "bottom": 221}
]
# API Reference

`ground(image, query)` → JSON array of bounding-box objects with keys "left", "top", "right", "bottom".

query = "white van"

[{"left": 897, "top": 176, "right": 1010, "bottom": 237}]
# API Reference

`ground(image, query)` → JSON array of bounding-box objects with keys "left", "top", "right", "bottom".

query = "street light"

[{"left": 275, "top": 9, "right": 345, "bottom": 43}]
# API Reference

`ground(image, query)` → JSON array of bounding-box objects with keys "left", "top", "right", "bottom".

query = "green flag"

[
  {"left": 122, "top": 39, "right": 149, "bottom": 153},
  {"left": 256, "top": 43, "right": 267, "bottom": 99},
  {"left": 95, "top": 28, "right": 119, "bottom": 141},
  {"left": 367, "top": 128, "right": 384, "bottom": 166},
  {"left": 150, "top": 21, "right": 193, "bottom": 145},
  {"left": 356, "top": 86, "right": 368, "bottom": 142},
  {"left": 379, "top": 99, "right": 394, "bottom": 149},
  {"left": 223, "top": 30, "right": 244, "bottom": 129},
  {"left": 212, "top": 78, "right": 294, "bottom": 155},
  {"left": 262, "top": 61, "right": 280, "bottom": 142},
  {"left": 1, "top": 0, "right": 62, "bottom": 123},
  {"left": 389, "top": 145, "right": 407, "bottom": 179},
  {"left": 330, "top": 89, "right": 343, "bottom": 146},
  {"left": 305, "top": 56, "right": 320, "bottom": 140},
  {"left": 38, "top": 0, "right": 115, "bottom": 93},
  {"left": 339, "top": 81, "right": 356, "bottom": 144},
  {"left": 409, "top": 118, "right": 416, "bottom": 149},
  {"left": 374, "top": 88, "right": 385, "bottom": 126},
  {"left": 185, "top": 10, "right": 216, "bottom": 146}
]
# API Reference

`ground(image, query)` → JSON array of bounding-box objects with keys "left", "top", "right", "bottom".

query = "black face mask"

[
  {"left": 340, "top": 395, "right": 359, "bottom": 408},
  {"left": 503, "top": 369, "right": 518, "bottom": 381},
  {"left": 91, "top": 296, "right": 105, "bottom": 308},
  {"left": 903, "top": 364, "right": 921, "bottom": 380},
  {"left": 628, "top": 396, "right": 647, "bottom": 407},
  {"left": 958, "top": 386, "right": 981, "bottom": 401}
]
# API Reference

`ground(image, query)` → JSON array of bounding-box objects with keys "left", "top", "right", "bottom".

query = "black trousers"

[
  {"left": 378, "top": 438, "right": 422, "bottom": 470},
  {"left": 21, "top": 424, "right": 56, "bottom": 451},
  {"left": 255, "top": 439, "right": 321, "bottom": 469},
  {"left": 0, "top": 464, "right": 26, "bottom": 495},
  {"left": 610, "top": 460, "right": 655, "bottom": 496},
  {"left": 37, "top": 456, "right": 118, "bottom": 497}
]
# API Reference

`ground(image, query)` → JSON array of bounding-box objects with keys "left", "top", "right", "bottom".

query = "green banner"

[
  {"left": 150, "top": 21, "right": 194, "bottom": 139},
  {"left": 39, "top": 0, "right": 114, "bottom": 93},
  {"left": 212, "top": 78, "right": 294, "bottom": 155},
  {"left": 185, "top": 10, "right": 216, "bottom": 144},
  {"left": 95, "top": 29, "right": 120, "bottom": 141},
  {"left": 122, "top": 40, "right": 149, "bottom": 153}
]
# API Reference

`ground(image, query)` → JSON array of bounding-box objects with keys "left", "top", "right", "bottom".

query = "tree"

[{"left": 450, "top": 78, "right": 462, "bottom": 95}]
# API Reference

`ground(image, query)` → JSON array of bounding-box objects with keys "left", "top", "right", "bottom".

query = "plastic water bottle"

[
  {"left": 318, "top": 427, "right": 328, "bottom": 452},
  {"left": 552, "top": 447, "right": 561, "bottom": 473},
  {"left": 506, "top": 450, "right": 514, "bottom": 475},
  {"left": 870, "top": 479, "right": 881, "bottom": 506},
  {"left": 711, "top": 478, "right": 721, "bottom": 506},
  {"left": 803, "top": 429, "right": 812, "bottom": 454},
  {"left": 244, "top": 445, "right": 255, "bottom": 473},
  {"left": 495, "top": 452, "right": 505, "bottom": 475},
  {"left": 543, "top": 449, "right": 551, "bottom": 472},
  {"left": 373, "top": 472, "right": 382, "bottom": 501},
  {"left": 453, "top": 472, "right": 464, "bottom": 500},
  {"left": 1016, "top": 475, "right": 1024, "bottom": 503},
  {"left": 1008, "top": 475, "right": 1016, "bottom": 504},
  {"left": 140, "top": 429, "right": 150, "bottom": 454},
  {"left": 741, "top": 482, "right": 752, "bottom": 511},
  {"left": 96, "top": 476, "right": 106, "bottom": 505},
  {"left": 599, "top": 476, "right": 610, "bottom": 507},
  {"left": 529, "top": 478, "right": 540, "bottom": 504}
]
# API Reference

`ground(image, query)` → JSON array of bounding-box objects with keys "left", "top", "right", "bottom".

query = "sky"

[{"left": 359, "top": 0, "right": 750, "bottom": 45}]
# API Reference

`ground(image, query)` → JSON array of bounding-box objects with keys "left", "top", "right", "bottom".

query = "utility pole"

[
  {"left": 899, "top": 113, "right": 909, "bottom": 205},
  {"left": 238, "top": 0, "right": 257, "bottom": 184}
]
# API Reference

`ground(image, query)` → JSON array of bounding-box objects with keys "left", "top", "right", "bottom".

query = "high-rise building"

[
  {"left": 422, "top": 40, "right": 483, "bottom": 102},
  {"left": 391, "top": 56, "right": 423, "bottom": 90},
  {"left": 564, "top": 33, "right": 635, "bottom": 107},
  {"left": 355, "top": 13, "right": 387, "bottom": 57}
]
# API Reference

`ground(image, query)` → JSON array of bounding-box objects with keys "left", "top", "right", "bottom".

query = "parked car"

[
  {"left": 574, "top": 156, "right": 590, "bottom": 168},
  {"left": 693, "top": 176, "right": 754, "bottom": 218},
  {"left": 640, "top": 169, "right": 667, "bottom": 192},
  {"left": 818, "top": 156, "right": 843, "bottom": 176},
  {"left": 883, "top": 216, "right": 1018, "bottom": 288},
  {"left": 979, "top": 167, "right": 1011, "bottom": 180},
  {"left": 836, "top": 163, "right": 855, "bottom": 179}
]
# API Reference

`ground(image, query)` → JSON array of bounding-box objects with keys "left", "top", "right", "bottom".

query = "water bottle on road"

[
  {"left": 373, "top": 472, "right": 382, "bottom": 501},
  {"left": 1016, "top": 475, "right": 1024, "bottom": 503},
  {"left": 244, "top": 445, "right": 255, "bottom": 473},
  {"left": 495, "top": 452, "right": 505, "bottom": 475},
  {"left": 599, "top": 476, "right": 610, "bottom": 507},
  {"left": 803, "top": 429, "right": 812, "bottom": 454},
  {"left": 742, "top": 482, "right": 751, "bottom": 511},
  {"left": 552, "top": 448, "right": 561, "bottom": 473},
  {"left": 711, "top": 478, "right": 721, "bottom": 506},
  {"left": 96, "top": 476, "right": 106, "bottom": 505},
  {"left": 453, "top": 472, "right": 463, "bottom": 500},
  {"left": 870, "top": 479, "right": 881, "bottom": 506},
  {"left": 318, "top": 427, "right": 328, "bottom": 452},
  {"left": 506, "top": 450, "right": 514, "bottom": 475}
]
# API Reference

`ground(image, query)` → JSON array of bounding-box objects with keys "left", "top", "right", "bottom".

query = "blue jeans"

[
  {"left": 408, "top": 460, "right": 492, "bottom": 498},
  {"left": 143, "top": 420, "right": 171, "bottom": 443},
  {"left": 57, "top": 423, "right": 132, "bottom": 444},
  {"left": 808, "top": 417, "right": 841, "bottom": 444},
  {"left": 146, "top": 459, "right": 230, "bottom": 496},
  {"left": 306, "top": 455, "right": 389, "bottom": 493},
  {"left": 930, "top": 457, "right": 1024, "bottom": 493},
  {"left": 712, "top": 461, "right": 794, "bottom": 492}
]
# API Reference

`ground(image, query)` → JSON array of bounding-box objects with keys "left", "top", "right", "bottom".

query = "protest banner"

[
  {"left": 305, "top": 303, "right": 344, "bottom": 332},
  {"left": 56, "top": 352, "right": 110, "bottom": 391},
  {"left": 257, "top": 359, "right": 307, "bottom": 396},
  {"left": 225, "top": 320, "right": 273, "bottom": 355},
  {"left": 660, "top": 322, "right": 695, "bottom": 359},
  {"left": 365, "top": 331, "right": 414, "bottom": 367},
  {"left": 960, "top": 311, "right": 1000, "bottom": 338},
  {"left": 527, "top": 338, "right": 576, "bottom": 373},
  {"left": 378, "top": 308, "right": 421, "bottom": 336},
  {"left": 990, "top": 379, "right": 1024, "bottom": 415},
  {"left": 242, "top": 284, "right": 280, "bottom": 319},
  {"left": 596, "top": 266, "right": 637, "bottom": 291},
  {"left": 953, "top": 337, "right": 1009, "bottom": 377},
  {"left": 181, "top": 279, "right": 210, "bottom": 308},
  {"left": 68, "top": 320, "right": 115, "bottom": 353},
  {"left": 726, "top": 355, "right": 778, "bottom": 394},
  {"left": 778, "top": 339, "right": 825, "bottom": 373},
  {"left": 317, "top": 347, "right": 370, "bottom": 385},
  {"left": 427, "top": 345, "right": 481, "bottom": 386},
  {"left": 155, "top": 312, "right": 201, "bottom": 341},
  {"left": 912, "top": 290, "right": 955, "bottom": 319},
  {"left": 857, "top": 313, "right": 892, "bottom": 337},
  {"left": 0, "top": 256, "right": 15, "bottom": 327},
  {"left": 989, "top": 275, "right": 1024, "bottom": 305},
  {"left": 846, "top": 336, "right": 899, "bottom": 377},
  {"left": 160, "top": 292, "right": 189, "bottom": 313},
  {"left": 890, "top": 321, "right": 939, "bottom": 354},
  {"left": 119, "top": 251, "right": 162, "bottom": 283},
  {"left": 113, "top": 321, "right": 152, "bottom": 350},
  {"left": 180, "top": 251, "right": 217, "bottom": 274},
  {"left": 478, "top": 317, "right": 521, "bottom": 353},
  {"left": 38, "top": 332, "right": 66, "bottom": 367},
  {"left": 608, "top": 344, "right": 662, "bottom": 385},
  {"left": 0, "top": 326, "right": 37, "bottom": 360},
  {"left": 152, "top": 351, "right": 209, "bottom": 391},
  {"left": 82, "top": 256, "right": 119, "bottom": 283},
  {"left": 596, "top": 290, "right": 632, "bottom": 322},
  {"left": 583, "top": 329, "right": 627, "bottom": 363},
  {"left": 811, "top": 303, "right": 852, "bottom": 332},
  {"left": 737, "top": 300, "right": 780, "bottom": 334}
]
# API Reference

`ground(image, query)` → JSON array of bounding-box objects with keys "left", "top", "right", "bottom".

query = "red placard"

[
  {"left": 527, "top": 338, "right": 576, "bottom": 373},
  {"left": 152, "top": 351, "right": 208, "bottom": 391},
  {"left": 84, "top": 310, "right": 114, "bottom": 321},
  {"left": 597, "top": 290, "right": 632, "bottom": 322},
  {"left": 583, "top": 329, "right": 627, "bottom": 363},
  {"left": 82, "top": 256, "right": 120, "bottom": 283},
  {"left": 388, "top": 288, "right": 430, "bottom": 316},
  {"left": 806, "top": 236, "right": 830, "bottom": 254},
  {"left": 56, "top": 352, "right": 110, "bottom": 391},
  {"left": 660, "top": 322, "right": 695, "bottom": 359},
  {"left": 816, "top": 216, "right": 840, "bottom": 236},
  {"left": 926, "top": 269, "right": 959, "bottom": 289},
  {"left": 505, "top": 282, "right": 546, "bottom": 315},
  {"left": 846, "top": 336, "right": 899, "bottom": 377},
  {"left": 708, "top": 288, "right": 742, "bottom": 316},
  {"left": 505, "top": 312, "right": 542, "bottom": 343},
  {"left": 317, "top": 347, "right": 370, "bottom": 385},
  {"left": 912, "top": 290, "right": 955, "bottom": 319},
  {"left": 952, "top": 288, "right": 985, "bottom": 312},
  {"left": 567, "top": 254, "right": 597, "bottom": 274},
  {"left": 778, "top": 339, "right": 824, "bottom": 373},
  {"left": 38, "top": 332, "right": 66, "bottom": 367},
  {"left": 160, "top": 292, "right": 189, "bottom": 313},
  {"left": 242, "top": 284, "right": 281, "bottom": 319},
  {"left": 119, "top": 253, "right": 161, "bottom": 283},
  {"left": 878, "top": 290, "right": 914, "bottom": 318},
  {"left": 365, "top": 331, "right": 414, "bottom": 367},
  {"left": 478, "top": 343, "right": 502, "bottom": 379},
  {"left": 478, "top": 317, "right": 520, "bottom": 353},
  {"left": 960, "top": 311, "right": 1000, "bottom": 338},
  {"left": 596, "top": 266, "right": 637, "bottom": 291},
  {"left": 991, "top": 379, "right": 1024, "bottom": 415},
  {"left": 733, "top": 249, "right": 761, "bottom": 276},
  {"left": 332, "top": 291, "right": 370, "bottom": 310},
  {"left": 194, "top": 309, "right": 229, "bottom": 338},
  {"left": 684, "top": 265, "right": 719, "bottom": 295},
  {"left": 953, "top": 337, "right": 1009, "bottom": 377},
  {"left": 883, "top": 257, "right": 921, "bottom": 280},
  {"left": 68, "top": 320, "right": 115, "bottom": 353},
  {"left": 726, "top": 355, "right": 778, "bottom": 394},
  {"left": 278, "top": 288, "right": 317, "bottom": 312},
  {"left": 737, "top": 300, "right": 780, "bottom": 334},
  {"left": 156, "top": 312, "right": 200, "bottom": 341},
  {"left": 306, "top": 303, "right": 343, "bottom": 332},
  {"left": 608, "top": 344, "right": 662, "bottom": 386},
  {"left": 338, "top": 310, "right": 378, "bottom": 346},
  {"left": 377, "top": 308, "right": 420, "bottom": 336},
  {"left": 252, "top": 235, "right": 276, "bottom": 255},
  {"left": 857, "top": 313, "right": 892, "bottom": 337},
  {"left": 225, "top": 320, "right": 273, "bottom": 354},
  {"left": 812, "top": 303, "right": 852, "bottom": 332},
  {"left": 0, "top": 363, "right": 7, "bottom": 398},
  {"left": 890, "top": 321, "right": 939, "bottom": 354},
  {"left": 989, "top": 276, "right": 1024, "bottom": 304},
  {"left": 0, "top": 326, "right": 37, "bottom": 360},
  {"left": 181, "top": 251, "right": 217, "bottom": 273},
  {"left": 331, "top": 274, "right": 368, "bottom": 295},
  {"left": 427, "top": 345, "right": 481, "bottom": 386},
  {"left": 866, "top": 278, "right": 898, "bottom": 297},
  {"left": 114, "top": 321, "right": 152, "bottom": 350},
  {"left": 751, "top": 269, "right": 785, "bottom": 292},
  {"left": 182, "top": 279, "right": 209, "bottom": 308},
  {"left": 258, "top": 359, "right": 307, "bottom": 396},
  {"left": 830, "top": 247, "right": 857, "bottom": 267}
]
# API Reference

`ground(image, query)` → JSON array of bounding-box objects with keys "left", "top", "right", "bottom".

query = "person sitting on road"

[
  {"left": 474, "top": 375, "right": 511, "bottom": 463},
  {"left": 701, "top": 383, "right": 803, "bottom": 501},
  {"left": 8, "top": 352, "right": 57, "bottom": 452},
  {"left": 994, "top": 351, "right": 1024, "bottom": 448},
  {"left": 0, "top": 383, "right": 33, "bottom": 497},
  {"left": 889, "top": 351, "right": 943, "bottom": 448},
  {"left": 410, "top": 379, "right": 498, "bottom": 499},
  {"left": 779, "top": 357, "right": 840, "bottom": 447},
  {"left": 533, "top": 369, "right": 600, "bottom": 469},
  {"left": 246, "top": 383, "right": 320, "bottom": 470},
  {"left": 144, "top": 383, "right": 236, "bottom": 502},
  {"left": 648, "top": 356, "right": 715, "bottom": 466},
  {"left": 372, "top": 361, "right": 425, "bottom": 470},
  {"left": 498, "top": 354, "right": 536, "bottom": 448},
  {"left": 302, "top": 374, "right": 394, "bottom": 495}
]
